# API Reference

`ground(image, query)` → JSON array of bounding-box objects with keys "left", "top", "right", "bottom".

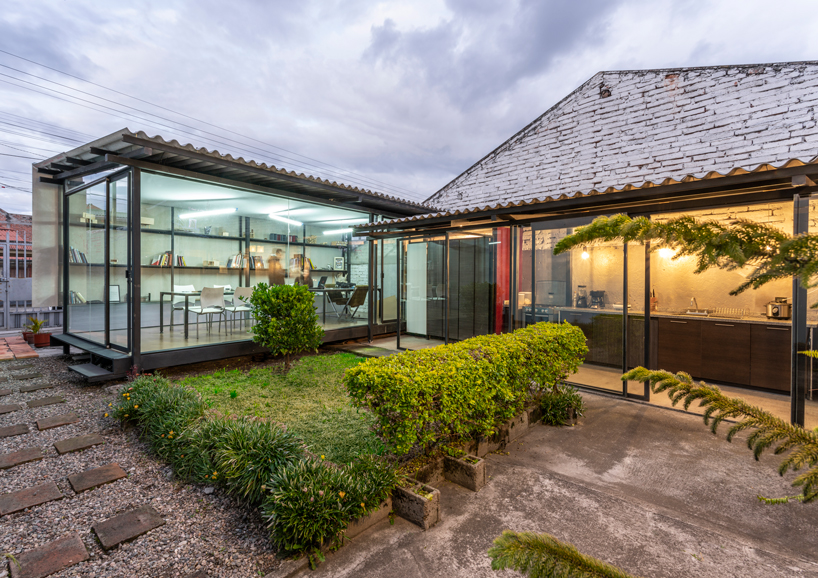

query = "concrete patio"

[{"left": 298, "top": 392, "right": 818, "bottom": 578}]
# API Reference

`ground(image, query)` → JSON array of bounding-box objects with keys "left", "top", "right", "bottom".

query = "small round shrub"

[{"left": 540, "top": 385, "right": 585, "bottom": 426}]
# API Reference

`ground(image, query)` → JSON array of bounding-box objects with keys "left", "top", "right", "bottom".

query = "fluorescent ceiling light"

[
  {"left": 178, "top": 207, "right": 237, "bottom": 219},
  {"left": 272, "top": 208, "right": 313, "bottom": 216},
  {"left": 318, "top": 217, "right": 368, "bottom": 225},
  {"left": 324, "top": 228, "right": 353, "bottom": 235},
  {"left": 488, "top": 241, "right": 501, "bottom": 245},
  {"left": 269, "top": 213, "right": 302, "bottom": 226}
]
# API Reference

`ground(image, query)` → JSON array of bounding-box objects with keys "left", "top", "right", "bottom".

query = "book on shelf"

[
  {"left": 176, "top": 255, "right": 187, "bottom": 267},
  {"left": 69, "top": 290, "right": 87, "bottom": 304},
  {"left": 253, "top": 256, "right": 264, "bottom": 269},
  {"left": 68, "top": 246, "right": 88, "bottom": 264},
  {"left": 227, "top": 254, "right": 244, "bottom": 268},
  {"left": 150, "top": 251, "right": 173, "bottom": 267},
  {"left": 268, "top": 233, "right": 299, "bottom": 243}
]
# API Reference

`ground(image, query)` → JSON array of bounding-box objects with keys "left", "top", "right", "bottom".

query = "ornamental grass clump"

[
  {"left": 344, "top": 322, "right": 586, "bottom": 455},
  {"left": 262, "top": 456, "right": 399, "bottom": 561},
  {"left": 113, "top": 373, "right": 206, "bottom": 461}
]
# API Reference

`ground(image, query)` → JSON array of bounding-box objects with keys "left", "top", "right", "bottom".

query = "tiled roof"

[{"left": 426, "top": 61, "right": 818, "bottom": 212}]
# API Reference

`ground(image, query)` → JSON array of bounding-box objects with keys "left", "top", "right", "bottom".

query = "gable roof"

[{"left": 426, "top": 61, "right": 818, "bottom": 212}]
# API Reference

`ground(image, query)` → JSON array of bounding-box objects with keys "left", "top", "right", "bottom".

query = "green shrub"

[
  {"left": 344, "top": 322, "right": 587, "bottom": 455},
  {"left": 249, "top": 283, "right": 324, "bottom": 363},
  {"left": 262, "top": 456, "right": 399, "bottom": 557},
  {"left": 540, "top": 385, "right": 585, "bottom": 426}
]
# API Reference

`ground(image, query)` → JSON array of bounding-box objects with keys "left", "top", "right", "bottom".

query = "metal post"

[
  {"left": 792, "top": 194, "right": 809, "bottom": 426},
  {"left": 396, "top": 239, "right": 402, "bottom": 350},
  {"left": 444, "top": 232, "right": 449, "bottom": 345},
  {"left": 509, "top": 226, "right": 517, "bottom": 333},
  {"left": 622, "top": 242, "right": 629, "bottom": 397},
  {"left": 132, "top": 169, "right": 142, "bottom": 370},
  {"left": 643, "top": 240, "right": 651, "bottom": 400},
  {"left": 103, "top": 180, "right": 111, "bottom": 347}
]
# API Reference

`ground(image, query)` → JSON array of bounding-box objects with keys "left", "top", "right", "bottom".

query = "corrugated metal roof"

[
  {"left": 360, "top": 157, "right": 818, "bottom": 228},
  {"left": 37, "top": 129, "right": 437, "bottom": 216}
]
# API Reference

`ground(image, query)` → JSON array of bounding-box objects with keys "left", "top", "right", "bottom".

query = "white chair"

[
  {"left": 215, "top": 284, "right": 234, "bottom": 307},
  {"left": 188, "top": 287, "right": 227, "bottom": 338},
  {"left": 225, "top": 286, "right": 254, "bottom": 332},
  {"left": 171, "top": 285, "right": 196, "bottom": 330}
]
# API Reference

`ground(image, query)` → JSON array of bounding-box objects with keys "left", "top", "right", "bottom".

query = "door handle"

[
  {"left": 670, "top": 320, "right": 687, "bottom": 324},
  {"left": 766, "top": 326, "right": 789, "bottom": 331},
  {"left": 714, "top": 323, "right": 734, "bottom": 327}
]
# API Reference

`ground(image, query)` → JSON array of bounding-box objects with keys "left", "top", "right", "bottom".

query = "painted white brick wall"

[{"left": 428, "top": 63, "right": 818, "bottom": 212}]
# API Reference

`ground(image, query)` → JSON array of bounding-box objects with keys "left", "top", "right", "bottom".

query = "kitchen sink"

[{"left": 683, "top": 309, "right": 711, "bottom": 316}]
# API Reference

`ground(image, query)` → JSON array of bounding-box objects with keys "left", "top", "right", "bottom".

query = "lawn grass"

[{"left": 176, "top": 353, "right": 383, "bottom": 464}]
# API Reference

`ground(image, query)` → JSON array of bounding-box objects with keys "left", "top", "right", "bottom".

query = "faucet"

[{"left": 690, "top": 297, "right": 699, "bottom": 310}]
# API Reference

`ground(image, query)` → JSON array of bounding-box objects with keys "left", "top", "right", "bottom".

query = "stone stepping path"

[
  {"left": 0, "top": 447, "right": 43, "bottom": 470},
  {"left": 19, "top": 383, "right": 53, "bottom": 393},
  {"left": 10, "top": 363, "right": 34, "bottom": 370},
  {"left": 92, "top": 505, "right": 165, "bottom": 551},
  {"left": 54, "top": 434, "right": 104, "bottom": 455},
  {"left": 0, "top": 403, "right": 22, "bottom": 415},
  {"left": 0, "top": 481, "right": 63, "bottom": 516},
  {"left": 0, "top": 423, "right": 29, "bottom": 438},
  {"left": 0, "top": 388, "right": 12, "bottom": 396},
  {"left": 9, "top": 532, "right": 89, "bottom": 578},
  {"left": 68, "top": 463, "right": 127, "bottom": 493},
  {"left": 13, "top": 372, "right": 43, "bottom": 381},
  {"left": 37, "top": 412, "right": 79, "bottom": 431},
  {"left": 3, "top": 337, "right": 38, "bottom": 361},
  {"left": 26, "top": 396, "right": 65, "bottom": 409}
]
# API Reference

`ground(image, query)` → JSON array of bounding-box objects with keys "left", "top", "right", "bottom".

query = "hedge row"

[
  {"left": 113, "top": 374, "right": 397, "bottom": 558},
  {"left": 344, "top": 322, "right": 587, "bottom": 455}
]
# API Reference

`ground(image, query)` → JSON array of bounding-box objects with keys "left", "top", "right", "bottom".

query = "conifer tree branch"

[
  {"left": 624, "top": 367, "right": 818, "bottom": 502},
  {"left": 488, "top": 530, "right": 642, "bottom": 578}
]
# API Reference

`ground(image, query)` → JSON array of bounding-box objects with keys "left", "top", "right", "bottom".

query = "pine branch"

[
  {"left": 488, "top": 530, "right": 641, "bottom": 578},
  {"left": 624, "top": 367, "right": 818, "bottom": 503},
  {"left": 552, "top": 214, "right": 818, "bottom": 297}
]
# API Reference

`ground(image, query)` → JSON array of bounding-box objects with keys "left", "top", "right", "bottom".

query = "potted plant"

[{"left": 25, "top": 316, "right": 51, "bottom": 348}]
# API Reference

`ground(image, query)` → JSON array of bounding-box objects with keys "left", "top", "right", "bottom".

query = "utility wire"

[
  {"left": 0, "top": 110, "right": 95, "bottom": 140},
  {"left": 0, "top": 71, "right": 413, "bottom": 197},
  {"left": 0, "top": 49, "right": 421, "bottom": 199},
  {"left": 0, "top": 153, "right": 41, "bottom": 160},
  {"left": 0, "top": 141, "right": 58, "bottom": 157}
]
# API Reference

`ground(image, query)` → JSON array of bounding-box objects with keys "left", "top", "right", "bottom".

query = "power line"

[
  {"left": 0, "top": 71, "right": 413, "bottom": 197},
  {"left": 0, "top": 153, "right": 41, "bottom": 160},
  {"left": 0, "top": 49, "right": 421, "bottom": 199},
  {"left": 0, "top": 141, "right": 56, "bottom": 157},
  {"left": 0, "top": 110, "right": 96, "bottom": 141}
]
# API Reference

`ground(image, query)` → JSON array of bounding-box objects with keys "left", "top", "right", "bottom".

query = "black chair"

[{"left": 328, "top": 286, "right": 368, "bottom": 320}]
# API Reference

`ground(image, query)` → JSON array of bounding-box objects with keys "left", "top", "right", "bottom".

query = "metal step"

[{"left": 68, "top": 363, "right": 125, "bottom": 383}]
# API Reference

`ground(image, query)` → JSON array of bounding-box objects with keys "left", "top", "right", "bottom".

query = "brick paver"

[
  {"left": 9, "top": 532, "right": 89, "bottom": 578},
  {"left": 92, "top": 505, "right": 165, "bottom": 550},
  {"left": 68, "top": 463, "right": 127, "bottom": 493},
  {"left": 0, "top": 447, "right": 43, "bottom": 470},
  {"left": 0, "top": 481, "right": 63, "bottom": 516},
  {"left": 26, "top": 396, "right": 65, "bottom": 409},
  {"left": 36, "top": 412, "right": 79, "bottom": 431},
  {"left": 0, "top": 423, "right": 29, "bottom": 438},
  {"left": 54, "top": 434, "right": 104, "bottom": 455}
]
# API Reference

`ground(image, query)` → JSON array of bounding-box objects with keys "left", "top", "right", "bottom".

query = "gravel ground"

[{"left": 0, "top": 349, "right": 281, "bottom": 578}]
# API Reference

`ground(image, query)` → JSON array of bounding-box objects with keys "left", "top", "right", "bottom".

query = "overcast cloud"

[{"left": 1, "top": 0, "right": 818, "bottom": 214}]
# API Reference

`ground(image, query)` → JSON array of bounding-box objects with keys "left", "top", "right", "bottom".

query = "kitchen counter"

[{"left": 650, "top": 311, "right": 795, "bottom": 326}]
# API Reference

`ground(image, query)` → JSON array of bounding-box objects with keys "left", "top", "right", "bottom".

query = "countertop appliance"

[
  {"left": 575, "top": 285, "right": 588, "bottom": 308},
  {"left": 766, "top": 297, "right": 792, "bottom": 319},
  {"left": 590, "top": 290, "right": 606, "bottom": 309}
]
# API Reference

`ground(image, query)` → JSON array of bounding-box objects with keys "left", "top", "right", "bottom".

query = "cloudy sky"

[{"left": 1, "top": 0, "right": 817, "bottom": 214}]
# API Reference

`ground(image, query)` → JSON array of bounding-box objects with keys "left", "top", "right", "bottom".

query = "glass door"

[
  {"left": 397, "top": 236, "right": 446, "bottom": 349},
  {"left": 108, "top": 174, "right": 131, "bottom": 351},
  {"left": 65, "top": 172, "right": 132, "bottom": 352},
  {"left": 66, "top": 182, "right": 107, "bottom": 345}
]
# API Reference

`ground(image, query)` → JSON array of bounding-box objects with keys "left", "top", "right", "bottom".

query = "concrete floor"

[{"left": 303, "top": 393, "right": 818, "bottom": 578}]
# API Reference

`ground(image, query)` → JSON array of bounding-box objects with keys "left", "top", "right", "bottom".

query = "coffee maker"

[
  {"left": 575, "top": 285, "right": 588, "bottom": 308},
  {"left": 590, "top": 290, "right": 606, "bottom": 309}
]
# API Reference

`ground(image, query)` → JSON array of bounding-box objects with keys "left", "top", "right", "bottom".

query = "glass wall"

[
  {"left": 66, "top": 182, "right": 107, "bottom": 344},
  {"left": 138, "top": 172, "right": 370, "bottom": 353}
]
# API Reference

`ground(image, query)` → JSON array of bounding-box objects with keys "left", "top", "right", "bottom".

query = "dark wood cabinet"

[
  {"left": 750, "top": 324, "right": 791, "bottom": 391},
  {"left": 701, "top": 320, "right": 751, "bottom": 385},
  {"left": 657, "top": 318, "right": 701, "bottom": 376}
]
